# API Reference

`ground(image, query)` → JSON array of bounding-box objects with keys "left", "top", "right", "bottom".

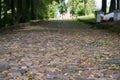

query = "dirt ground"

[{"left": 0, "top": 20, "right": 120, "bottom": 80}]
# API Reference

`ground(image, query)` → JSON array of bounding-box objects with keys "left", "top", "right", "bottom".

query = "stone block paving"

[{"left": 0, "top": 20, "right": 120, "bottom": 80}]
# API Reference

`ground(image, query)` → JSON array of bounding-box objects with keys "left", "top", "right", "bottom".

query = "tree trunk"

[
  {"left": 101, "top": 0, "right": 107, "bottom": 14},
  {"left": 0, "top": 0, "right": 1, "bottom": 27},
  {"left": 109, "top": 0, "right": 116, "bottom": 13},
  {"left": 11, "top": 0, "right": 15, "bottom": 25},
  {"left": 3, "top": 0, "right": 8, "bottom": 26},
  {"left": 17, "top": 0, "right": 22, "bottom": 22},
  {"left": 31, "top": 0, "right": 35, "bottom": 19},
  {"left": 117, "top": 0, "right": 120, "bottom": 9},
  {"left": 25, "top": 0, "right": 30, "bottom": 21}
]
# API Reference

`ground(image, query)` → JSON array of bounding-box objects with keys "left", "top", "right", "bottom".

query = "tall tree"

[
  {"left": 31, "top": 0, "right": 35, "bottom": 19},
  {"left": 11, "top": 0, "right": 15, "bottom": 25},
  {"left": 25, "top": 0, "right": 31, "bottom": 21},
  {"left": 0, "top": 0, "right": 1, "bottom": 27},
  {"left": 17, "top": 0, "right": 22, "bottom": 22},
  {"left": 3, "top": 0, "right": 8, "bottom": 26},
  {"left": 109, "top": 0, "right": 116, "bottom": 12},
  {"left": 31, "top": 0, "right": 37, "bottom": 20},
  {"left": 101, "top": 0, "right": 107, "bottom": 14},
  {"left": 117, "top": 0, "right": 120, "bottom": 9},
  {"left": 0, "top": 0, "right": 63, "bottom": 27}
]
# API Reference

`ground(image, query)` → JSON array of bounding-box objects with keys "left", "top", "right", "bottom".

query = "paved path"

[{"left": 0, "top": 20, "right": 120, "bottom": 80}]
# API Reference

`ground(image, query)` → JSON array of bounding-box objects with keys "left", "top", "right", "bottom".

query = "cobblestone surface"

[{"left": 0, "top": 20, "right": 120, "bottom": 80}]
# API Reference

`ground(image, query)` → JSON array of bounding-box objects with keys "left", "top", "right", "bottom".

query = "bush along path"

[{"left": 0, "top": 20, "right": 120, "bottom": 80}]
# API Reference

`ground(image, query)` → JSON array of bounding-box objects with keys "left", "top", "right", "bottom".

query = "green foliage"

[
  {"left": 86, "top": 0, "right": 94, "bottom": 14},
  {"left": 35, "top": 0, "right": 48, "bottom": 19},
  {"left": 76, "top": 2, "right": 84, "bottom": 15},
  {"left": 35, "top": 0, "right": 58, "bottom": 19},
  {"left": 109, "top": 25, "right": 120, "bottom": 33},
  {"left": 0, "top": 0, "right": 94, "bottom": 28},
  {"left": 47, "top": 1, "right": 58, "bottom": 18},
  {"left": 68, "top": 0, "right": 94, "bottom": 16},
  {"left": 58, "top": 0, "right": 67, "bottom": 14},
  {"left": 0, "top": 0, "right": 58, "bottom": 27},
  {"left": 95, "top": 23, "right": 120, "bottom": 33},
  {"left": 69, "top": 0, "right": 84, "bottom": 16},
  {"left": 78, "top": 14, "right": 95, "bottom": 22}
]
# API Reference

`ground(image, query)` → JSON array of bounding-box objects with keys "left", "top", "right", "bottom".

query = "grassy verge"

[
  {"left": 109, "top": 25, "right": 120, "bottom": 33},
  {"left": 78, "top": 14, "right": 120, "bottom": 33},
  {"left": 95, "top": 23, "right": 120, "bottom": 33},
  {"left": 78, "top": 14, "right": 96, "bottom": 23}
]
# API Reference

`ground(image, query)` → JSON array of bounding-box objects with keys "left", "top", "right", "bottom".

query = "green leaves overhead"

[
  {"left": 58, "top": 0, "right": 67, "bottom": 14},
  {"left": 0, "top": 0, "right": 94, "bottom": 27},
  {"left": 68, "top": 0, "right": 94, "bottom": 16},
  {"left": 0, "top": 0, "right": 58, "bottom": 27}
]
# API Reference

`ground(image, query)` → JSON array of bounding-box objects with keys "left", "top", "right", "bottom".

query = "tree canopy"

[
  {"left": 0, "top": 0, "right": 59, "bottom": 27},
  {"left": 68, "top": 0, "right": 94, "bottom": 16},
  {"left": 0, "top": 0, "right": 103, "bottom": 28}
]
